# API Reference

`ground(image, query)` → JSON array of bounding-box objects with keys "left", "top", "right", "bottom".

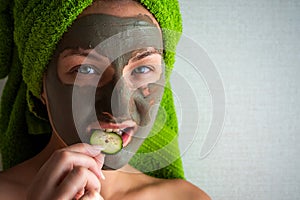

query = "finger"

[
  {"left": 65, "top": 143, "right": 104, "bottom": 157},
  {"left": 79, "top": 190, "right": 103, "bottom": 200},
  {"left": 38, "top": 149, "right": 104, "bottom": 188},
  {"left": 74, "top": 189, "right": 85, "bottom": 200},
  {"left": 53, "top": 166, "right": 101, "bottom": 200},
  {"left": 94, "top": 153, "right": 106, "bottom": 180},
  {"left": 65, "top": 143, "right": 106, "bottom": 180}
]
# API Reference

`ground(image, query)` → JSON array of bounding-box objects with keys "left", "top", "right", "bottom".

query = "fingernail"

[
  {"left": 88, "top": 145, "right": 104, "bottom": 155},
  {"left": 94, "top": 154, "right": 106, "bottom": 180},
  {"left": 92, "top": 145, "right": 105, "bottom": 151},
  {"left": 100, "top": 170, "right": 106, "bottom": 180},
  {"left": 95, "top": 153, "right": 105, "bottom": 165}
]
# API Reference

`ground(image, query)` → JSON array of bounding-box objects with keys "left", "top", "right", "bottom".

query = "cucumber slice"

[{"left": 90, "top": 130, "right": 123, "bottom": 155}]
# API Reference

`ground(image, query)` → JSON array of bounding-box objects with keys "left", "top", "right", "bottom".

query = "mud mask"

[{"left": 45, "top": 14, "right": 164, "bottom": 169}]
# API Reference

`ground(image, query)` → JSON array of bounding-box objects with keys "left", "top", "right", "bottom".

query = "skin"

[{"left": 0, "top": 1, "right": 211, "bottom": 199}]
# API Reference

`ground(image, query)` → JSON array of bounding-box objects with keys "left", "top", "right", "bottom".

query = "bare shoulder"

[
  {"left": 130, "top": 177, "right": 211, "bottom": 200},
  {"left": 0, "top": 169, "right": 27, "bottom": 200},
  {"left": 162, "top": 178, "right": 211, "bottom": 200}
]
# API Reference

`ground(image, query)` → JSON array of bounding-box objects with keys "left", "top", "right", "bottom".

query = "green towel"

[{"left": 0, "top": 0, "right": 184, "bottom": 179}]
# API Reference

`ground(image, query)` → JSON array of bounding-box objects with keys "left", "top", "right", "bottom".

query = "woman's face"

[{"left": 42, "top": 1, "right": 164, "bottom": 169}]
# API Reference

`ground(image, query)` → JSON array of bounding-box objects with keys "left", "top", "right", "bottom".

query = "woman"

[{"left": 0, "top": 0, "right": 210, "bottom": 199}]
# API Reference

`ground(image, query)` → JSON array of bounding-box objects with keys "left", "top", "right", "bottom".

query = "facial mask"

[{"left": 45, "top": 14, "right": 165, "bottom": 169}]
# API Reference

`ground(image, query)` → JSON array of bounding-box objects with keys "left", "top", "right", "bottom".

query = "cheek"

[
  {"left": 45, "top": 62, "right": 97, "bottom": 144},
  {"left": 45, "top": 75, "right": 79, "bottom": 144}
]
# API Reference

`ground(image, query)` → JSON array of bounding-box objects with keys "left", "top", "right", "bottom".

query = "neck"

[
  {"left": 29, "top": 133, "right": 66, "bottom": 173},
  {"left": 101, "top": 165, "right": 149, "bottom": 199}
]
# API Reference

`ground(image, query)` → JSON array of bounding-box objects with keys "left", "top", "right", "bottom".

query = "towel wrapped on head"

[{"left": 0, "top": 0, "right": 184, "bottom": 179}]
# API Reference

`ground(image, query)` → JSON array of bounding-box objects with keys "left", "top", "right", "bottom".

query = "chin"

[{"left": 102, "top": 135, "right": 146, "bottom": 170}]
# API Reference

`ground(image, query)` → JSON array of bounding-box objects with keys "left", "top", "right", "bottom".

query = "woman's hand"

[{"left": 27, "top": 143, "right": 105, "bottom": 200}]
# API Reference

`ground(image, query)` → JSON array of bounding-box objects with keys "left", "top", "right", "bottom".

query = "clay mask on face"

[{"left": 45, "top": 14, "right": 164, "bottom": 169}]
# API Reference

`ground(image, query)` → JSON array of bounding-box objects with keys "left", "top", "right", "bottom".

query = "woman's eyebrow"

[
  {"left": 60, "top": 47, "right": 161, "bottom": 63},
  {"left": 130, "top": 48, "right": 162, "bottom": 63},
  {"left": 61, "top": 48, "right": 104, "bottom": 61}
]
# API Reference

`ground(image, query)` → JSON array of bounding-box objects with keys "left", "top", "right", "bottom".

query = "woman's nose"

[{"left": 95, "top": 76, "right": 133, "bottom": 121}]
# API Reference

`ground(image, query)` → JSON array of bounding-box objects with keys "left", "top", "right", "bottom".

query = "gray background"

[
  {"left": 1, "top": 0, "right": 300, "bottom": 199},
  {"left": 174, "top": 0, "right": 300, "bottom": 199}
]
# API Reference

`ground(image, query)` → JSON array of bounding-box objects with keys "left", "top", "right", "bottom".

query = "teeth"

[
  {"left": 106, "top": 128, "right": 113, "bottom": 132},
  {"left": 118, "top": 130, "right": 124, "bottom": 136},
  {"left": 113, "top": 129, "right": 119, "bottom": 133},
  {"left": 103, "top": 128, "right": 123, "bottom": 136}
]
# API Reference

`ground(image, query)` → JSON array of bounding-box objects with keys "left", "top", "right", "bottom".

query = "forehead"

[
  {"left": 52, "top": 1, "right": 163, "bottom": 69},
  {"left": 55, "top": 1, "right": 163, "bottom": 57},
  {"left": 79, "top": 0, "right": 160, "bottom": 28},
  {"left": 57, "top": 13, "right": 162, "bottom": 59}
]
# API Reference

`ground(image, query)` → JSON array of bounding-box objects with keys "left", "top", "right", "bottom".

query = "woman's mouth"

[
  {"left": 87, "top": 120, "right": 137, "bottom": 148},
  {"left": 100, "top": 127, "right": 135, "bottom": 147}
]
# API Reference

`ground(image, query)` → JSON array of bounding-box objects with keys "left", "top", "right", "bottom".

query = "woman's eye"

[
  {"left": 76, "top": 65, "right": 97, "bottom": 74},
  {"left": 132, "top": 66, "right": 152, "bottom": 74}
]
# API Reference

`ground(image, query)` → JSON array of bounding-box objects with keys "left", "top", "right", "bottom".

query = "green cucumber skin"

[{"left": 90, "top": 130, "right": 123, "bottom": 155}]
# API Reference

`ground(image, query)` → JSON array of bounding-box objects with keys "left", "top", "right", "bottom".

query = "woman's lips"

[
  {"left": 121, "top": 127, "right": 135, "bottom": 147},
  {"left": 87, "top": 120, "right": 137, "bottom": 147}
]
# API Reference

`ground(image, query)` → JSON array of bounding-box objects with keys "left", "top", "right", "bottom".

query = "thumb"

[
  {"left": 79, "top": 190, "right": 104, "bottom": 200},
  {"left": 94, "top": 153, "right": 106, "bottom": 180}
]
